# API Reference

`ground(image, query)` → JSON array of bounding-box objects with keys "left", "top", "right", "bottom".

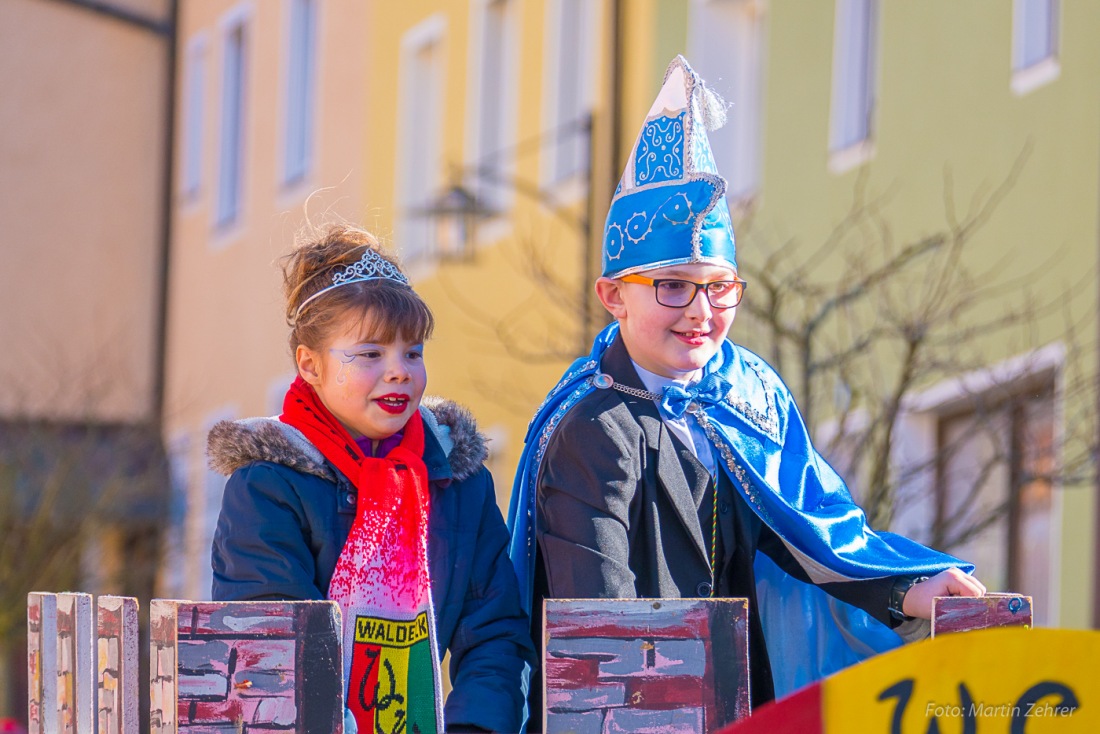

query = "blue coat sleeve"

[
  {"left": 211, "top": 462, "right": 325, "bottom": 601},
  {"left": 444, "top": 469, "right": 538, "bottom": 733}
]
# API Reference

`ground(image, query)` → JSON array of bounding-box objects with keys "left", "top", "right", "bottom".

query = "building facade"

[
  {"left": 161, "top": 0, "right": 370, "bottom": 600},
  {"left": 159, "top": 0, "right": 1099, "bottom": 634},
  {"left": 674, "top": 0, "right": 1098, "bottom": 629}
]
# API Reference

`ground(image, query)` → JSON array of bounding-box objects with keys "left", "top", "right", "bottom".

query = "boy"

[{"left": 508, "top": 56, "right": 984, "bottom": 713}]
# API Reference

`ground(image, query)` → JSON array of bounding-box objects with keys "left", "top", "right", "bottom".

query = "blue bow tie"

[{"left": 658, "top": 372, "right": 731, "bottom": 420}]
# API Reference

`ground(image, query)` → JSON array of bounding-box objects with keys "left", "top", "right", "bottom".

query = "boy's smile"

[{"left": 596, "top": 262, "right": 739, "bottom": 380}]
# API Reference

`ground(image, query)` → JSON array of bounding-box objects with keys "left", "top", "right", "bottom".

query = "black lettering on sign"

[
  {"left": 877, "top": 678, "right": 914, "bottom": 734},
  {"left": 1011, "top": 681, "right": 1079, "bottom": 734},
  {"left": 877, "top": 679, "right": 975, "bottom": 734}
]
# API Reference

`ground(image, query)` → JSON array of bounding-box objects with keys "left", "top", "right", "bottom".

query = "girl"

[{"left": 209, "top": 224, "right": 534, "bottom": 734}]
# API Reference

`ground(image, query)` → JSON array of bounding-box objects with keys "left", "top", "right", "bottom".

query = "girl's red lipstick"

[{"left": 374, "top": 394, "right": 410, "bottom": 414}]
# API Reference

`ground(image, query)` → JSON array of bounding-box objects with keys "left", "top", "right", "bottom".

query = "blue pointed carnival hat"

[{"left": 603, "top": 55, "right": 737, "bottom": 278}]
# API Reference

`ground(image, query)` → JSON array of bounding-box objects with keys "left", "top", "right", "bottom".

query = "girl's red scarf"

[
  {"left": 280, "top": 375, "right": 443, "bottom": 733},
  {"left": 280, "top": 374, "right": 425, "bottom": 485}
]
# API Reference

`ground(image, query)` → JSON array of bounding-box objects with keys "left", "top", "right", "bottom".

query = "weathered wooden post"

[
  {"left": 27, "top": 592, "right": 58, "bottom": 734},
  {"left": 56, "top": 592, "right": 96, "bottom": 734},
  {"left": 96, "top": 596, "right": 139, "bottom": 734}
]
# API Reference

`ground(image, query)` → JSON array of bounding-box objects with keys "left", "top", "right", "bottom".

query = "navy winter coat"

[{"left": 208, "top": 398, "right": 535, "bottom": 733}]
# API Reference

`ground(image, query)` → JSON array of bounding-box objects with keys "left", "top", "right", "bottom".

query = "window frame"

[
  {"left": 540, "top": 0, "right": 600, "bottom": 196},
  {"left": 894, "top": 344, "right": 1066, "bottom": 626},
  {"left": 1011, "top": 0, "right": 1061, "bottom": 96},
  {"left": 827, "top": 0, "right": 879, "bottom": 174},
  {"left": 213, "top": 3, "right": 252, "bottom": 235},
  {"left": 464, "top": 0, "right": 521, "bottom": 217},
  {"left": 281, "top": 0, "right": 320, "bottom": 186},
  {"left": 395, "top": 14, "right": 448, "bottom": 268},
  {"left": 179, "top": 32, "right": 209, "bottom": 203},
  {"left": 687, "top": 0, "right": 768, "bottom": 207}
]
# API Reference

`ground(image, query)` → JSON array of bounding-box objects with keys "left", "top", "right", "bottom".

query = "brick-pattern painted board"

[
  {"left": 544, "top": 599, "right": 750, "bottom": 734},
  {"left": 57, "top": 592, "right": 96, "bottom": 734},
  {"left": 151, "top": 600, "right": 343, "bottom": 734},
  {"left": 931, "top": 593, "right": 1032, "bottom": 637},
  {"left": 27, "top": 592, "right": 59, "bottom": 734},
  {"left": 97, "top": 596, "right": 139, "bottom": 734}
]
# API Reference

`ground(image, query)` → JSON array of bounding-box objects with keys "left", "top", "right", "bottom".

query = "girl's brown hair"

[{"left": 282, "top": 224, "right": 434, "bottom": 354}]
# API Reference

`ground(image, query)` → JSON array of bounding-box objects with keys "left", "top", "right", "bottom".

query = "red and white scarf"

[{"left": 281, "top": 376, "right": 443, "bottom": 734}]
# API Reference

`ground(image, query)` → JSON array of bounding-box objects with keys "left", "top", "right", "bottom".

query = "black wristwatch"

[{"left": 888, "top": 576, "right": 929, "bottom": 621}]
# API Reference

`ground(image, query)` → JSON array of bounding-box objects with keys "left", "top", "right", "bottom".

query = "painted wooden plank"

[
  {"left": 57, "top": 592, "right": 96, "bottom": 734},
  {"left": 152, "top": 600, "right": 343, "bottom": 734},
  {"left": 97, "top": 595, "right": 139, "bottom": 734},
  {"left": 931, "top": 592, "right": 1033, "bottom": 637},
  {"left": 149, "top": 599, "right": 179, "bottom": 734},
  {"left": 544, "top": 598, "right": 750, "bottom": 734},
  {"left": 27, "top": 592, "right": 59, "bottom": 734}
]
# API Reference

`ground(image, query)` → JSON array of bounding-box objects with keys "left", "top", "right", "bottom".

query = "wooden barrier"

[
  {"left": 544, "top": 598, "right": 751, "bottom": 734},
  {"left": 56, "top": 593, "right": 95, "bottom": 734},
  {"left": 97, "top": 596, "right": 138, "bottom": 734},
  {"left": 28, "top": 594, "right": 343, "bottom": 734},
  {"left": 27, "top": 592, "right": 57, "bottom": 734},
  {"left": 28, "top": 589, "right": 1052, "bottom": 733},
  {"left": 151, "top": 600, "right": 343, "bottom": 734}
]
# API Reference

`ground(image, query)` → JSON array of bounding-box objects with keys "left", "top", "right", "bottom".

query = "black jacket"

[{"left": 535, "top": 336, "right": 898, "bottom": 710}]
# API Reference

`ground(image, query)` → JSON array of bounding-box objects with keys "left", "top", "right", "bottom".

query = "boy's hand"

[{"left": 902, "top": 568, "right": 987, "bottom": 619}]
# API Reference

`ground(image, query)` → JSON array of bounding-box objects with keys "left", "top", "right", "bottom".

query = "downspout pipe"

[
  {"left": 1095, "top": 152, "right": 1100, "bottom": 629},
  {"left": 152, "top": 0, "right": 180, "bottom": 429}
]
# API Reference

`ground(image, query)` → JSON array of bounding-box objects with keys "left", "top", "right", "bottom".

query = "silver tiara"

[{"left": 294, "top": 248, "right": 410, "bottom": 321}]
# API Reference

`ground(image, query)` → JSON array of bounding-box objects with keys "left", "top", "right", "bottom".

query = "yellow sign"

[{"left": 823, "top": 628, "right": 1099, "bottom": 732}]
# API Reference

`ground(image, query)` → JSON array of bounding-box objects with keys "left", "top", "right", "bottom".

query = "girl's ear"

[
  {"left": 594, "top": 277, "right": 628, "bottom": 320},
  {"left": 296, "top": 344, "right": 324, "bottom": 387}
]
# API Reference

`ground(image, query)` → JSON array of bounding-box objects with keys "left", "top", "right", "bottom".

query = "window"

[
  {"left": 180, "top": 35, "right": 207, "bottom": 199},
  {"left": 216, "top": 14, "right": 248, "bottom": 228},
  {"left": 471, "top": 0, "right": 519, "bottom": 212},
  {"left": 892, "top": 348, "right": 1064, "bottom": 627},
  {"left": 1012, "top": 0, "right": 1060, "bottom": 94},
  {"left": 689, "top": 0, "right": 766, "bottom": 202},
  {"left": 543, "top": 0, "right": 597, "bottom": 186},
  {"left": 396, "top": 16, "right": 446, "bottom": 263},
  {"left": 934, "top": 382, "right": 1056, "bottom": 625},
  {"left": 284, "top": 0, "right": 317, "bottom": 184},
  {"left": 828, "top": 0, "right": 878, "bottom": 167}
]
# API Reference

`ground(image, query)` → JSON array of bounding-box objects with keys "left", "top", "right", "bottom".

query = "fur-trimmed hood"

[{"left": 206, "top": 395, "right": 489, "bottom": 483}]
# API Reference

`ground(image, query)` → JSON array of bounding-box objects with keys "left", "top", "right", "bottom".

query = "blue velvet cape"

[{"left": 506, "top": 323, "right": 972, "bottom": 696}]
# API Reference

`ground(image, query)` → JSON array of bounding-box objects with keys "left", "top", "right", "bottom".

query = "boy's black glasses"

[{"left": 620, "top": 273, "right": 747, "bottom": 309}]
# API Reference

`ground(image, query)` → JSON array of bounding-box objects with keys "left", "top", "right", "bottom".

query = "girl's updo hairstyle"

[{"left": 282, "top": 224, "right": 434, "bottom": 354}]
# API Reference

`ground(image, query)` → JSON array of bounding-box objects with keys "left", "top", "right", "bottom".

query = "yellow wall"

[
  {"left": 363, "top": 0, "right": 630, "bottom": 509},
  {"left": 159, "top": 1, "right": 1099, "bottom": 628}
]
